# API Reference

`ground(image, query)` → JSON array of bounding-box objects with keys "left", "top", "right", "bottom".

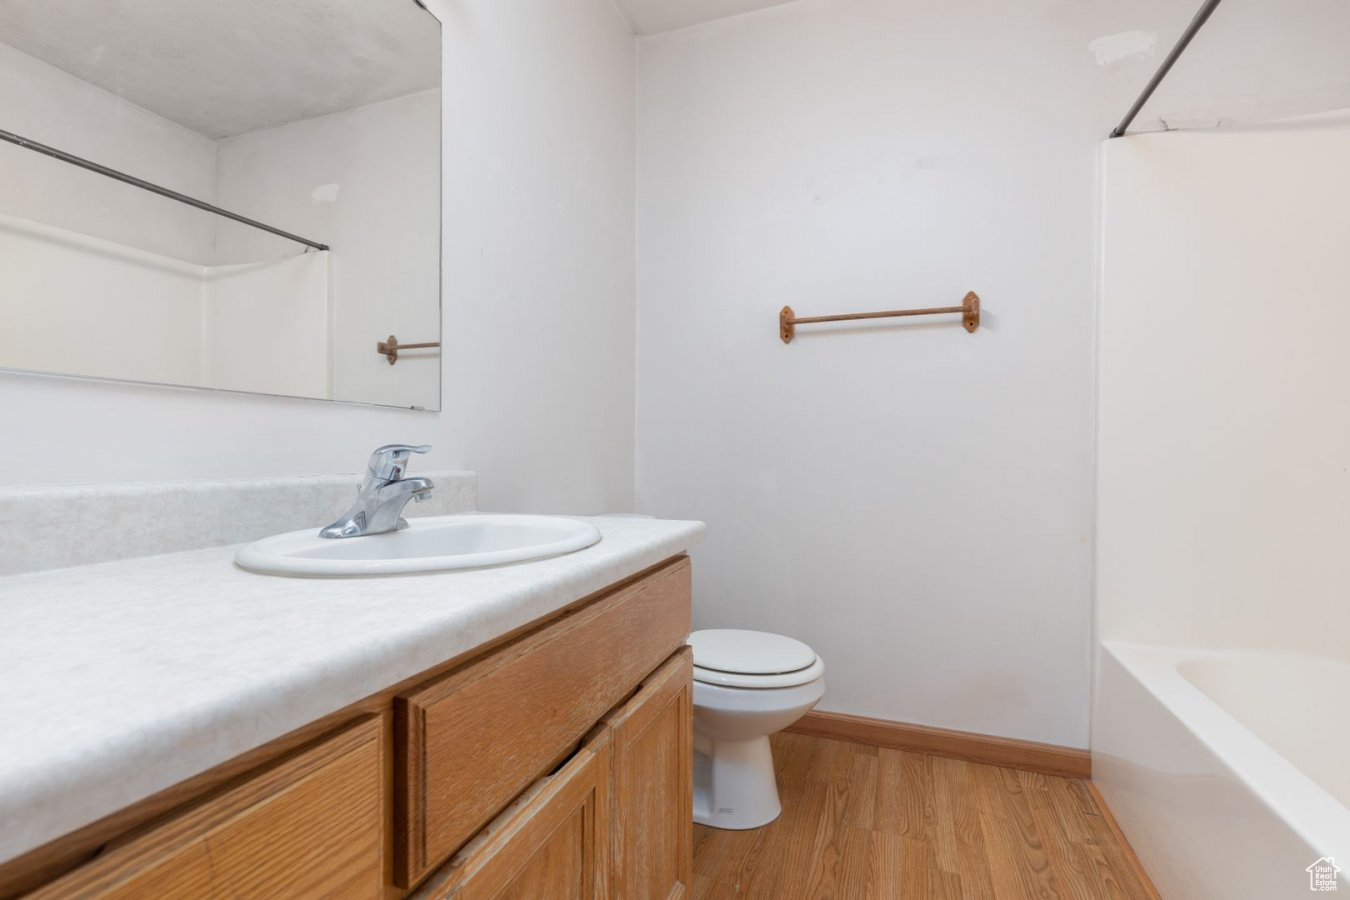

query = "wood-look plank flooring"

[{"left": 692, "top": 732, "right": 1155, "bottom": 899}]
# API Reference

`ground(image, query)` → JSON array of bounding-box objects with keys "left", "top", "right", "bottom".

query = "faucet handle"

[{"left": 367, "top": 444, "right": 431, "bottom": 481}]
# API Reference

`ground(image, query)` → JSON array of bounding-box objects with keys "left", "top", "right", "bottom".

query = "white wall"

[
  {"left": 214, "top": 91, "right": 441, "bottom": 410},
  {"left": 0, "top": 0, "right": 636, "bottom": 518},
  {"left": 439, "top": 0, "right": 637, "bottom": 514},
  {"left": 1096, "top": 118, "right": 1350, "bottom": 662},
  {"left": 634, "top": 0, "right": 1135, "bottom": 747}
]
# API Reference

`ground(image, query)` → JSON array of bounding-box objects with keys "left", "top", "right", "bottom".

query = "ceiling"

[
  {"left": 1134, "top": 0, "right": 1350, "bottom": 128},
  {"left": 0, "top": 0, "right": 440, "bottom": 139},
  {"left": 616, "top": 0, "right": 800, "bottom": 35}
]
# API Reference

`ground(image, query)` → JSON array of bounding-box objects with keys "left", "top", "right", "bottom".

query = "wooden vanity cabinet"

[
  {"left": 395, "top": 558, "right": 691, "bottom": 887},
  {"left": 27, "top": 717, "right": 386, "bottom": 899},
  {"left": 11, "top": 556, "right": 694, "bottom": 900},
  {"left": 413, "top": 648, "right": 694, "bottom": 900},
  {"left": 410, "top": 727, "right": 613, "bottom": 900},
  {"left": 605, "top": 650, "right": 693, "bottom": 900}
]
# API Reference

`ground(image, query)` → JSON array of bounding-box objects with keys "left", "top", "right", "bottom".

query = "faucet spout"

[{"left": 320, "top": 445, "right": 434, "bottom": 539}]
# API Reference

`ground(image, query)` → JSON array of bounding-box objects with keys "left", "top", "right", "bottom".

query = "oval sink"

[{"left": 235, "top": 514, "right": 602, "bottom": 577}]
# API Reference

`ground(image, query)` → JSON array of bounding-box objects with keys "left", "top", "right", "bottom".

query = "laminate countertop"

[{"left": 0, "top": 515, "right": 705, "bottom": 865}]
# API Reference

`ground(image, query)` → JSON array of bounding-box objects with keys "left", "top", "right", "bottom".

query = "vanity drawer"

[
  {"left": 395, "top": 557, "right": 691, "bottom": 888},
  {"left": 30, "top": 716, "right": 384, "bottom": 899}
]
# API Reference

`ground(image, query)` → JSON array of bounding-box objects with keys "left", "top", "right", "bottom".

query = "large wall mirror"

[{"left": 0, "top": 0, "right": 441, "bottom": 410}]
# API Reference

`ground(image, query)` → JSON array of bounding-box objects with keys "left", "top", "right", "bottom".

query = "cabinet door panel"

[
  {"left": 608, "top": 648, "right": 693, "bottom": 900},
  {"left": 493, "top": 805, "right": 587, "bottom": 900},
  {"left": 413, "top": 730, "right": 611, "bottom": 900},
  {"left": 31, "top": 717, "right": 385, "bottom": 900}
]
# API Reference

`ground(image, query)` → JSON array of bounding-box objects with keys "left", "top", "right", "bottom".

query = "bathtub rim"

[{"left": 1097, "top": 640, "right": 1349, "bottom": 872}]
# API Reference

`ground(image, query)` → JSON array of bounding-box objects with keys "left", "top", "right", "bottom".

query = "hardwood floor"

[{"left": 692, "top": 732, "right": 1156, "bottom": 899}]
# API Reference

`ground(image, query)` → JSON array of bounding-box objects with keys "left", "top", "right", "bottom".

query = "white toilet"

[{"left": 689, "top": 629, "right": 825, "bottom": 830}]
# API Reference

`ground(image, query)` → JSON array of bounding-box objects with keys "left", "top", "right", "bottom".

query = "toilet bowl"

[{"left": 689, "top": 629, "right": 825, "bottom": 830}]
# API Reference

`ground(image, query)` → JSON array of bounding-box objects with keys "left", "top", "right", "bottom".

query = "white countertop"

[{"left": 0, "top": 516, "right": 704, "bottom": 865}]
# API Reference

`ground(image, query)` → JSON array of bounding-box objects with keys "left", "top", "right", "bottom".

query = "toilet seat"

[
  {"left": 693, "top": 658, "right": 825, "bottom": 689},
  {"left": 689, "top": 629, "right": 824, "bottom": 689}
]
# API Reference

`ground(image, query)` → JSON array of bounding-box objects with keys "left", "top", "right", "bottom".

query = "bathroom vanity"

[{"left": 0, "top": 489, "right": 704, "bottom": 899}]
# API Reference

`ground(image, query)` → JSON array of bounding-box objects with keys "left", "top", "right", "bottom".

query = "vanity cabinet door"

[
  {"left": 606, "top": 648, "right": 693, "bottom": 900},
  {"left": 29, "top": 716, "right": 385, "bottom": 900},
  {"left": 412, "top": 730, "right": 612, "bottom": 900},
  {"left": 396, "top": 558, "right": 691, "bottom": 887}
]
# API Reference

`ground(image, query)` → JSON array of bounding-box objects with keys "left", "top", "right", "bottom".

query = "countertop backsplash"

[{"left": 0, "top": 470, "right": 477, "bottom": 576}]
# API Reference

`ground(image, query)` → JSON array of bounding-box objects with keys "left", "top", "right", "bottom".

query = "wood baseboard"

[
  {"left": 786, "top": 710, "right": 1092, "bottom": 780},
  {"left": 1085, "top": 781, "right": 1162, "bottom": 899}
]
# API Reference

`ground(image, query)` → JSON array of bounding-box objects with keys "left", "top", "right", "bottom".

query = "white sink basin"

[{"left": 235, "top": 514, "right": 602, "bottom": 577}]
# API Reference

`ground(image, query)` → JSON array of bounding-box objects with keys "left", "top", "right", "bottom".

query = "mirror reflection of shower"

[{"left": 0, "top": 0, "right": 442, "bottom": 410}]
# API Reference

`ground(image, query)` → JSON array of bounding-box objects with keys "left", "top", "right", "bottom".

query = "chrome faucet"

[{"left": 320, "top": 444, "right": 435, "bottom": 539}]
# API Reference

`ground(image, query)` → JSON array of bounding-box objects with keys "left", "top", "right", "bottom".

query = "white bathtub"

[{"left": 1093, "top": 642, "right": 1349, "bottom": 898}]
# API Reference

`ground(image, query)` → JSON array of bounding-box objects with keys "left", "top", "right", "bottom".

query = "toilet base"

[{"left": 692, "top": 735, "right": 782, "bottom": 830}]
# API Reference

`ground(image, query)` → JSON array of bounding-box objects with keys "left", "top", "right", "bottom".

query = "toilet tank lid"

[{"left": 688, "top": 629, "right": 817, "bottom": 675}]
